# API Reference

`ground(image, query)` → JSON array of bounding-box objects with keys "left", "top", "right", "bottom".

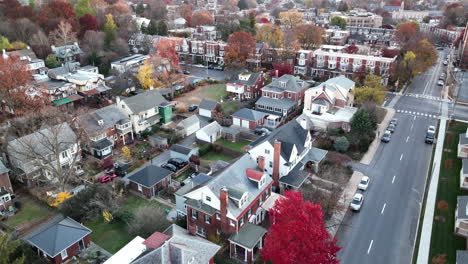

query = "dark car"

[
  {"left": 161, "top": 163, "right": 178, "bottom": 172},
  {"left": 188, "top": 105, "right": 198, "bottom": 112},
  {"left": 381, "top": 130, "right": 391, "bottom": 143},
  {"left": 436, "top": 47, "right": 444, "bottom": 50},
  {"left": 387, "top": 123, "right": 396, "bottom": 133},
  {"left": 183, "top": 70, "right": 191, "bottom": 75},
  {"left": 208, "top": 65, "right": 215, "bottom": 70},
  {"left": 254, "top": 127, "right": 271, "bottom": 135},
  {"left": 168, "top": 158, "right": 188, "bottom": 169},
  {"left": 390, "top": 118, "right": 398, "bottom": 127},
  {"left": 114, "top": 162, "right": 131, "bottom": 177}
]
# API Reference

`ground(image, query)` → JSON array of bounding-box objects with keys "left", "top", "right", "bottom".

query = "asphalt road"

[{"left": 336, "top": 49, "right": 447, "bottom": 264}]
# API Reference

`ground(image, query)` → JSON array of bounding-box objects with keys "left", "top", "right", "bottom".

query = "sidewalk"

[
  {"left": 416, "top": 119, "right": 447, "bottom": 264},
  {"left": 360, "top": 108, "right": 395, "bottom": 165},
  {"left": 327, "top": 170, "right": 363, "bottom": 236}
]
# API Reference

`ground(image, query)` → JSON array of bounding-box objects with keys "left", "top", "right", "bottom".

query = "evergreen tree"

[
  {"left": 147, "top": 19, "right": 158, "bottom": 35},
  {"left": 157, "top": 20, "right": 168, "bottom": 36}
]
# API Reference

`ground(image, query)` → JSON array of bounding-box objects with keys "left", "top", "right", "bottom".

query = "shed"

[
  {"left": 128, "top": 165, "right": 173, "bottom": 198},
  {"left": 199, "top": 99, "right": 219, "bottom": 119},
  {"left": 176, "top": 115, "right": 201, "bottom": 137},
  {"left": 196, "top": 121, "right": 222, "bottom": 143}
]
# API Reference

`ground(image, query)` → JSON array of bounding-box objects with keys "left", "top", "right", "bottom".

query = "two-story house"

[
  {"left": 78, "top": 105, "right": 133, "bottom": 159},
  {"left": 255, "top": 74, "right": 310, "bottom": 127},
  {"left": 116, "top": 89, "right": 172, "bottom": 134},
  {"left": 2, "top": 48, "right": 45, "bottom": 74},
  {"left": 48, "top": 68, "right": 111, "bottom": 98},
  {"left": 110, "top": 54, "right": 150, "bottom": 74},
  {"left": 0, "top": 160, "right": 13, "bottom": 212},
  {"left": 226, "top": 70, "right": 268, "bottom": 100},
  {"left": 51, "top": 43, "right": 83, "bottom": 63},
  {"left": 40, "top": 79, "right": 83, "bottom": 107},
  {"left": 294, "top": 50, "right": 313, "bottom": 76}
]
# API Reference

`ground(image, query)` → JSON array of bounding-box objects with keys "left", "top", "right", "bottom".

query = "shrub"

[
  {"left": 315, "top": 138, "right": 333, "bottom": 150},
  {"left": 333, "top": 136, "right": 349, "bottom": 153},
  {"left": 127, "top": 206, "right": 171, "bottom": 237},
  {"left": 327, "top": 128, "right": 345, "bottom": 137}
]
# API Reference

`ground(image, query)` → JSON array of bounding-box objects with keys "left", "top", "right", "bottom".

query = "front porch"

[
  {"left": 90, "top": 139, "right": 113, "bottom": 159},
  {"left": 229, "top": 223, "right": 267, "bottom": 264}
]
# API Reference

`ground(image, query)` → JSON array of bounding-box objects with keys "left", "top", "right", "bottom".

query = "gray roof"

[
  {"left": 0, "top": 160, "right": 9, "bottom": 175},
  {"left": 460, "top": 133, "right": 468, "bottom": 145},
  {"left": 279, "top": 161, "right": 310, "bottom": 188},
  {"left": 90, "top": 138, "right": 113, "bottom": 150},
  {"left": 463, "top": 159, "right": 468, "bottom": 174},
  {"left": 24, "top": 216, "right": 91, "bottom": 258},
  {"left": 170, "top": 144, "right": 193, "bottom": 155},
  {"left": 199, "top": 121, "right": 222, "bottom": 136},
  {"left": 227, "top": 70, "right": 262, "bottom": 86},
  {"left": 305, "top": 147, "right": 328, "bottom": 163},
  {"left": 199, "top": 99, "right": 218, "bottom": 111},
  {"left": 52, "top": 43, "right": 83, "bottom": 59},
  {"left": 78, "top": 104, "right": 129, "bottom": 137},
  {"left": 255, "top": 96, "right": 296, "bottom": 111},
  {"left": 457, "top": 250, "right": 468, "bottom": 264},
  {"left": 128, "top": 165, "right": 173, "bottom": 188},
  {"left": 120, "top": 89, "right": 168, "bottom": 114},
  {"left": 232, "top": 108, "right": 268, "bottom": 121},
  {"left": 229, "top": 223, "right": 267, "bottom": 249},
  {"left": 132, "top": 224, "right": 220, "bottom": 264},
  {"left": 177, "top": 115, "right": 200, "bottom": 128},
  {"left": 262, "top": 74, "right": 310, "bottom": 93},
  {"left": 457, "top": 196, "right": 468, "bottom": 219},
  {"left": 175, "top": 174, "right": 213, "bottom": 196}
]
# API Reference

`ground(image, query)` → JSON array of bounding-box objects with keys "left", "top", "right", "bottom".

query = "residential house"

[
  {"left": 24, "top": 216, "right": 91, "bottom": 264},
  {"left": 51, "top": 43, "right": 83, "bottom": 63},
  {"left": 7, "top": 123, "right": 80, "bottom": 184},
  {"left": 254, "top": 74, "right": 311, "bottom": 128},
  {"left": 193, "top": 25, "right": 219, "bottom": 41},
  {"left": 175, "top": 173, "right": 213, "bottom": 216},
  {"left": 347, "top": 26, "right": 395, "bottom": 47},
  {"left": 196, "top": 121, "right": 222, "bottom": 143},
  {"left": 457, "top": 251, "right": 468, "bottom": 264},
  {"left": 455, "top": 196, "right": 468, "bottom": 238},
  {"left": 48, "top": 67, "right": 111, "bottom": 98},
  {"left": 0, "top": 160, "right": 13, "bottom": 212},
  {"left": 199, "top": 99, "right": 219, "bottom": 119},
  {"left": 2, "top": 48, "right": 45, "bottom": 73},
  {"left": 78, "top": 104, "right": 134, "bottom": 159},
  {"left": 232, "top": 108, "right": 268, "bottom": 130},
  {"left": 175, "top": 115, "right": 201, "bottom": 137},
  {"left": 132, "top": 15, "right": 150, "bottom": 30},
  {"left": 226, "top": 70, "right": 268, "bottom": 101},
  {"left": 462, "top": 159, "right": 468, "bottom": 191},
  {"left": 128, "top": 33, "right": 162, "bottom": 54},
  {"left": 294, "top": 50, "right": 313, "bottom": 76},
  {"left": 337, "top": 10, "right": 383, "bottom": 28},
  {"left": 128, "top": 165, "right": 173, "bottom": 198},
  {"left": 41, "top": 79, "right": 83, "bottom": 107},
  {"left": 183, "top": 154, "right": 278, "bottom": 263},
  {"left": 116, "top": 89, "right": 172, "bottom": 134},
  {"left": 169, "top": 144, "right": 198, "bottom": 161},
  {"left": 248, "top": 119, "right": 327, "bottom": 191},
  {"left": 131, "top": 224, "right": 221, "bottom": 264},
  {"left": 301, "top": 75, "right": 357, "bottom": 131},
  {"left": 458, "top": 22, "right": 468, "bottom": 70},
  {"left": 110, "top": 54, "right": 150, "bottom": 74},
  {"left": 458, "top": 129, "right": 468, "bottom": 158},
  {"left": 247, "top": 43, "right": 266, "bottom": 69},
  {"left": 104, "top": 236, "right": 147, "bottom": 264}
]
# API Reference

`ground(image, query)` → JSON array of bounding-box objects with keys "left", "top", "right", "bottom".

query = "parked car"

[
  {"left": 439, "top": 73, "right": 446, "bottom": 80},
  {"left": 350, "top": 193, "right": 364, "bottom": 211},
  {"left": 188, "top": 105, "right": 198, "bottom": 112},
  {"left": 183, "top": 70, "right": 191, "bottom": 75},
  {"left": 358, "top": 176, "right": 370, "bottom": 191},
  {"left": 98, "top": 172, "right": 117, "bottom": 183},
  {"left": 425, "top": 125, "right": 436, "bottom": 144},
  {"left": 443, "top": 60, "right": 448, "bottom": 66},
  {"left": 208, "top": 65, "right": 215, "bottom": 70},
  {"left": 436, "top": 47, "right": 444, "bottom": 50},
  {"left": 254, "top": 127, "right": 271, "bottom": 136},
  {"left": 214, "top": 66, "right": 223, "bottom": 71},
  {"left": 168, "top": 158, "right": 188, "bottom": 169},
  {"left": 437, "top": 80, "right": 444, "bottom": 86},
  {"left": 390, "top": 118, "right": 398, "bottom": 127},
  {"left": 381, "top": 130, "right": 391, "bottom": 143},
  {"left": 114, "top": 162, "right": 130, "bottom": 177},
  {"left": 387, "top": 123, "right": 396, "bottom": 133},
  {"left": 161, "top": 163, "right": 178, "bottom": 172}
]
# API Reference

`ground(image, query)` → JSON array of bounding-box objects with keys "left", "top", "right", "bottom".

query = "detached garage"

[
  {"left": 199, "top": 99, "right": 219, "bottom": 119},
  {"left": 176, "top": 115, "right": 201, "bottom": 137},
  {"left": 231, "top": 108, "right": 268, "bottom": 130}
]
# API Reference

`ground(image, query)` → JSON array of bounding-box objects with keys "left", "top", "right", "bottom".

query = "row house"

[
  {"left": 0, "top": 161, "right": 13, "bottom": 213},
  {"left": 310, "top": 46, "right": 397, "bottom": 84},
  {"left": 254, "top": 74, "right": 310, "bottom": 128},
  {"left": 226, "top": 70, "right": 268, "bottom": 100},
  {"left": 175, "top": 38, "right": 226, "bottom": 66},
  {"left": 128, "top": 33, "right": 162, "bottom": 54},
  {"left": 324, "top": 29, "right": 349, "bottom": 46},
  {"left": 420, "top": 23, "right": 464, "bottom": 45},
  {"left": 347, "top": 26, "right": 396, "bottom": 47},
  {"left": 335, "top": 11, "right": 382, "bottom": 28},
  {"left": 192, "top": 25, "right": 220, "bottom": 41},
  {"left": 78, "top": 104, "right": 134, "bottom": 159},
  {"left": 294, "top": 50, "right": 313, "bottom": 76}
]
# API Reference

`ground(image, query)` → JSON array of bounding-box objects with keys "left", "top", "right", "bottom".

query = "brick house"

[
  {"left": 24, "top": 216, "right": 91, "bottom": 264},
  {"left": 0, "top": 160, "right": 13, "bottom": 212},
  {"left": 294, "top": 50, "right": 313, "bottom": 76},
  {"left": 128, "top": 165, "right": 173, "bottom": 198},
  {"left": 226, "top": 70, "right": 268, "bottom": 101},
  {"left": 231, "top": 108, "right": 268, "bottom": 130},
  {"left": 183, "top": 154, "right": 279, "bottom": 263}
]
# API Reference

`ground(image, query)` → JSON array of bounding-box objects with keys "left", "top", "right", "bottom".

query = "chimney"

[
  {"left": 220, "top": 187, "right": 229, "bottom": 233},
  {"left": 275, "top": 69, "right": 278, "bottom": 78},
  {"left": 273, "top": 140, "right": 281, "bottom": 191},
  {"left": 323, "top": 84, "right": 326, "bottom": 92},
  {"left": 257, "top": 156, "right": 265, "bottom": 171}
]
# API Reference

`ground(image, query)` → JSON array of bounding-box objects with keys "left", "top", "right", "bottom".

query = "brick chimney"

[
  {"left": 220, "top": 187, "right": 229, "bottom": 233},
  {"left": 257, "top": 156, "right": 265, "bottom": 171},
  {"left": 273, "top": 141, "right": 281, "bottom": 191}
]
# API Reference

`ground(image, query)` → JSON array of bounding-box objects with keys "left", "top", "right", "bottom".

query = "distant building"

[
  {"left": 459, "top": 22, "right": 468, "bottom": 70},
  {"left": 51, "top": 43, "right": 83, "bottom": 63},
  {"left": 110, "top": 54, "right": 150, "bottom": 74}
]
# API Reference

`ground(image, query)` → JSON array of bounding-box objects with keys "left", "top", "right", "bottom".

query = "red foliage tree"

[
  {"left": 180, "top": 5, "right": 193, "bottom": 27},
  {"left": 153, "top": 38, "right": 180, "bottom": 69},
  {"left": 79, "top": 14, "right": 98, "bottom": 37},
  {"left": 259, "top": 17, "right": 270, "bottom": 23},
  {"left": 262, "top": 191, "right": 340, "bottom": 264},
  {"left": 2, "top": 0, "right": 34, "bottom": 19},
  {"left": 271, "top": 62, "right": 292, "bottom": 77},
  {"left": 344, "top": 45, "right": 359, "bottom": 54},
  {"left": 224, "top": 31, "right": 256, "bottom": 67},
  {"left": 395, "top": 22, "right": 418, "bottom": 43},
  {"left": 37, "top": 0, "right": 77, "bottom": 32},
  {"left": 191, "top": 10, "right": 214, "bottom": 27}
]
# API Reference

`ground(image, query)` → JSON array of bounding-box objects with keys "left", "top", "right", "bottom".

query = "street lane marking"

[
  {"left": 392, "top": 175, "right": 396, "bottom": 184},
  {"left": 411, "top": 123, "right": 414, "bottom": 130},
  {"left": 400, "top": 154, "right": 404, "bottom": 161},
  {"left": 413, "top": 116, "right": 416, "bottom": 120},
  {"left": 381, "top": 203, "right": 386, "bottom": 214},
  {"left": 367, "top": 240, "right": 374, "bottom": 254},
  {"left": 406, "top": 136, "right": 410, "bottom": 142}
]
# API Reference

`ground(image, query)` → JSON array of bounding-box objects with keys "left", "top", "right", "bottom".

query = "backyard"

[
  {"left": 5, "top": 196, "right": 54, "bottom": 228},
  {"left": 175, "top": 84, "right": 227, "bottom": 107},
  {"left": 216, "top": 139, "right": 251, "bottom": 153},
  {"left": 429, "top": 121, "right": 468, "bottom": 264},
  {"left": 200, "top": 151, "right": 236, "bottom": 167}
]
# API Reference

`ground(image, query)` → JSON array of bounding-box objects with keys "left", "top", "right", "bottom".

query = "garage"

[
  {"left": 241, "top": 120, "right": 250, "bottom": 128},
  {"left": 233, "top": 118, "right": 241, "bottom": 127}
]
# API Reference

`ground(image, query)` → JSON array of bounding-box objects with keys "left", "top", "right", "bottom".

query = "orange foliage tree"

[
  {"left": 191, "top": 10, "right": 214, "bottom": 27},
  {"left": 224, "top": 31, "right": 256, "bottom": 68}
]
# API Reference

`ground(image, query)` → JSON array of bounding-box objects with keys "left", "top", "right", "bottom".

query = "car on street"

[
  {"left": 254, "top": 127, "right": 271, "bottom": 136},
  {"left": 208, "top": 65, "right": 215, "bottom": 70},
  {"left": 387, "top": 123, "right": 396, "bottom": 133},
  {"left": 214, "top": 66, "right": 224, "bottom": 71},
  {"left": 161, "top": 163, "right": 178, "bottom": 172},
  {"left": 168, "top": 158, "right": 188, "bottom": 169},
  {"left": 381, "top": 130, "right": 391, "bottom": 143},
  {"left": 425, "top": 125, "right": 436, "bottom": 144},
  {"left": 98, "top": 172, "right": 117, "bottom": 183},
  {"left": 358, "top": 176, "right": 370, "bottom": 191},
  {"left": 437, "top": 80, "right": 444, "bottom": 86},
  {"left": 443, "top": 60, "right": 448, "bottom": 66},
  {"left": 439, "top": 73, "right": 446, "bottom": 80},
  {"left": 350, "top": 193, "right": 364, "bottom": 211},
  {"left": 390, "top": 118, "right": 398, "bottom": 127},
  {"left": 188, "top": 105, "right": 198, "bottom": 112},
  {"left": 183, "top": 70, "right": 191, "bottom": 75},
  {"left": 436, "top": 47, "right": 444, "bottom": 50}
]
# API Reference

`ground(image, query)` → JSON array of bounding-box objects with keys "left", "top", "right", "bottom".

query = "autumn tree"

[
  {"left": 0, "top": 233, "right": 25, "bottom": 264},
  {"left": 152, "top": 38, "right": 184, "bottom": 96},
  {"left": 2, "top": 0, "right": 34, "bottom": 20},
  {"left": 137, "top": 61, "right": 156, "bottom": 90},
  {"left": 7, "top": 19, "right": 40, "bottom": 45},
  {"left": 179, "top": 4, "right": 192, "bottom": 26},
  {"left": 145, "top": 0, "right": 167, "bottom": 21},
  {"left": 103, "top": 13, "right": 117, "bottom": 48},
  {"left": 48, "top": 20, "right": 77, "bottom": 46},
  {"left": 330, "top": 16, "right": 347, "bottom": 29},
  {"left": 192, "top": 10, "right": 214, "bottom": 27},
  {"left": 412, "top": 39, "right": 437, "bottom": 73},
  {"left": 395, "top": 21, "right": 419, "bottom": 44},
  {"left": 30, "top": 30, "right": 51, "bottom": 59},
  {"left": 279, "top": 10, "right": 303, "bottom": 29},
  {"left": 294, "top": 24, "right": 324, "bottom": 50},
  {"left": 224, "top": 31, "right": 256, "bottom": 68},
  {"left": 79, "top": 14, "right": 99, "bottom": 36},
  {"left": 0, "top": 36, "right": 12, "bottom": 50},
  {"left": 271, "top": 62, "right": 292, "bottom": 77},
  {"left": 37, "top": 0, "right": 77, "bottom": 33},
  {"left": 75, "top": 0, "right": 95, "bottom": 18},
  {"left": 262, "top": 191, "right": 340, "bottom": 264},
  {"left": 256, "top": 24, "right": 283, "bottom": 48}
]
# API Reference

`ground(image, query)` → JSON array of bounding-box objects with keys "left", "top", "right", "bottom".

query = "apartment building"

[{"left": 337, "top": 11, "right": 383, "bottom": 28}]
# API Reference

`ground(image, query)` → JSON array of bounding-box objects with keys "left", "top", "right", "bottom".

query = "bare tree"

[
  {"left": 48, "top": 20, "right": 77, "bottom": 46},
  {"left": 10, "top": 18, "right": 40, "bottom": 44},
  {"left": 127, "top": 206, "right": 171, "bottom": 238}
]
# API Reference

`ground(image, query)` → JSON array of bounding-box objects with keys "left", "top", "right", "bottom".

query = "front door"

[{"left": 78, "top": 239, "right": 85, "bottom": 251}]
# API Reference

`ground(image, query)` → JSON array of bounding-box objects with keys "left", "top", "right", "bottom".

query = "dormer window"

[
  {"left": 98, "top": 120, "right": 104, "bottom": 126},
  {"left": 206, "top": 196, "right": 211, "bottom": 202},
  {"left": 279, "top": 81, "right": 286, "bottom": 88}
]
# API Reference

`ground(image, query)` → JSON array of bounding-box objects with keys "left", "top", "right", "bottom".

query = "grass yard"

[
  {"left": 198, "top": 84, "right": 227, "bottom": 101},
  {"left": 219, "top": 100, "right": 243, "bottom": 116},
  {"left": 200, "top": 151, "right": 235, "bottom": 167},
  {"left": 122, "top": 194, "right": 170, "bottom": 214},
  {"left": 174, "top": 168, "right": 195, "bottom": 182},
  {"left": 5, "top": 197, "right": 53, "bottom": 228},
  {"left": 428, "top": 121, "right": 468, "bottom": 264},
  {"left": 216, "top": 139, "right": 251, "bottom": 153}
]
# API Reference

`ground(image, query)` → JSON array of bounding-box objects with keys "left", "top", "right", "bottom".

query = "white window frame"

[
  {"left": 60, "top": 249, "right": 68, "bottom": 260},
  {"left": 191, "top": 209, "right": 198, "bottom": 219},
  {"left": 137, "top": 184, "right": 142, "bottom": 192},
  {"left": 205, "top": 215, "right": 211, "bottom": 224},
  {"left": 230, "top": 219, "right": 235, "bottom": 227},
  {"left": 216, "top": 213, "right": 221, "bottom": 220}
]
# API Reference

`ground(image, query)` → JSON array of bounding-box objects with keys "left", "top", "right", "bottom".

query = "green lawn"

[
  {"left": 220, "top": 101, "right": 243, "bottom": 116},
  {"left": 216, "top": 139, "right": 251, "bottom": 152},
  {"left": 5, "top": 197, "right": 52, "bottom": 228},
  {"left": 174, "top": 168, "right": 195, "bottom": 182},
  {"left": 122, "top": 194, "right": 170, "bottom": 214},
  {"left": 429, "top": 121, "right": 468, "bottom": 263},
  {"left": 200, "top": 151, "right": 235, "bottom": 167},
  {"left": 198, "top": 84, "right": 227, "bottom": 101}
]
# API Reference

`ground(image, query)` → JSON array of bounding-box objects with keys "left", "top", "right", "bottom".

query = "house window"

[
  {"left": 288, "top": 93, "right": 292, "bottom": 98},
  {"left": 206, "top": 196, "right": 211, "bottom": 202},
  {"left": 230, "top": 219, "right": 235, "bottom": 227},
  {"left": 61, "top": 151, "right": 69, "bottom": 159},
  {"left": 60, "top": 249, "right": 68, "bottom": 260},
  {"left": 216, "top": 213, "right": 221, "bottom": 220},
  {"left": 113, "top": 134, "right": 118, "bottom": 140},
  {"left": 205, "top": 215, "right": 211, "bottom": 224},
  {"left": 240, "top": 217, "right": 244, "bottom": 226},
  {"left": 191, "top": 209, "right": 198, "bottom": 219},
  {"left": 269, "top": 161, "right": 273, "bottom": 168},
  {"left": 196, "top": 226, "right": 206, "bottom": 237},
  {"left": 265, "top": 149, "right": 270, "bottom": 154},
  {"left": 137, "top": 184, "right": 142, "bottom": 192},
  {"left": 248, "top": 208, "right": 252, "bottom": 217}
]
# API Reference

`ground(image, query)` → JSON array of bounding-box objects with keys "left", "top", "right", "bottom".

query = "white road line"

[
  {"left": 414, "top": 116, "right": 416, "bottom": 120},
  {"left": 392, "top": 175, "right": 396, "bottom": 184},
  {"left": 381, "top": 203, "right": 386, "bottom": 214},
  {"left": 406, "top": 136, "right": 410, "bottom": 142},
  {"left": 411, "top": 123, "right": 414, "bottom": 130},
  {"left": 367, "top": 240, "right": 374, "bottom": 255},
  {"left": 400, "top": 154, "right": 404, "bottom": 161}
]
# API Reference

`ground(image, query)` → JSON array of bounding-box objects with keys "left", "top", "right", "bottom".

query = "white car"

[
  {"left": 350, "top": 193, "right": 364, "bottom": 211},
  {"left": 358, "top": 176, "right": 370, "bottom": 191},
  {"left": 443, "top": 60, "right": 448, "bottom": 66},
  {"left": 437, "top": 80, "right": 444, "bottom": 86},
  {"left": 428, "top": 125, "right": 436, "bottom": 134}
]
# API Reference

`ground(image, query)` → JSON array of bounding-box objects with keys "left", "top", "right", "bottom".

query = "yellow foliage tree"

[
  {"left": 48, "top": 192, "right": 72, "bottom": 207},
  {"left": 279, "top": 10, "right": 303, "bottom": 29},
  {"left": 256, "top": 24, "right": 283, "bottom": 48},
  {"left": 354, "top": 86, "right": 385, "bottom": 105},
  {"left": 103, "top": 210, "right": 113, "bottom": 222},
  {"left": 121, "top": 146, "right": 131, "bottom": 160},
  {"left": 137, "top": 61, "right": 155, "bottom": 90}
]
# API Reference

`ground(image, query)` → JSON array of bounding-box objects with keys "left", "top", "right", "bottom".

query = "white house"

[
  {"left": 196, "top": 121, "right": 222, "bottom": 143},
  {"left": 455, "top": 196, "right": 468, "bottom": 238},
  {"left": 175, "top": 115, "right": 201, "bottom": 137},
  {"left": 461, "top": 159, "right": 468, "bottom": 191},
  {"left": 458, "top": 129, "right": 468, "bottom": 158},
  {"left": 110, "top": 54, "right": 150, "bottom": 74},
  {"left": 198, "top": 99, "right": 218, "bottom": 119},
  {"left": 169, "top": 144, "right": 198, "bottom": 161}
]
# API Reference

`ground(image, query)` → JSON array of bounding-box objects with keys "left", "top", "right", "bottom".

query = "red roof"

[
  {"left": 246, "top": 168, "right": 263, "bottom": 181},
  {"left": 82, "top": 89, "right": 99, "bottom": 96},
  {"left": 143, "top": 232, "right": 170, "bottom": 249}
]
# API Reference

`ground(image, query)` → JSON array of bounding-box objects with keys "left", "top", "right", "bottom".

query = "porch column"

[
  {"left": 259, "top": 237, "right": 263, "bottom": 249},
  {"left": 122, "top": 135, "right": 126, "bottom": 145},
  {"left": 244, "top": 247, "right": 248, "bottom": 262},
  {"left": 251, "top": 249, "right": 254, "bottom": 262}
]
